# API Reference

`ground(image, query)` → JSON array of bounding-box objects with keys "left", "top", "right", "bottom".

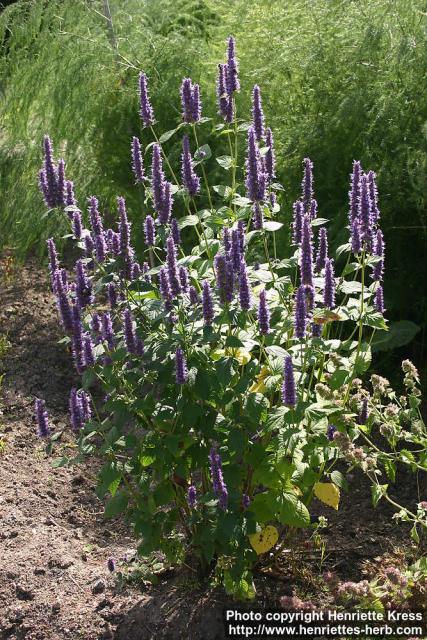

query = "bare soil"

[{"left": 0, "top": 264, "right": 423, "bottom": 640}]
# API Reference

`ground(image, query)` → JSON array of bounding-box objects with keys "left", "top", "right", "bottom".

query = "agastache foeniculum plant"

[{"left": 36, "top": 37, "right": 425, "bottom": 598}]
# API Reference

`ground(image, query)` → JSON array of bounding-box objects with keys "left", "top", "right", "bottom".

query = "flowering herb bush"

[{"left": 36, "top": 37, "right": 426, "bottom": 598}]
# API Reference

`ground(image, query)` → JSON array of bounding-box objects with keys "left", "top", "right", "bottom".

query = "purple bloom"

[
  {"left": 294, "top": 284, "right": 307, "bottom": 339},
  {"left": 118, "top": 196, "right": 132, "bottom": 256},
  {"left": 175, "top": 347, "right": 188, "bottom": 384},
  {"left": 138, "top": 72, "right": 155, "bottom": 127},
  {"left": 242, "top": 493, "right": 251, "bottom": 509},
  {"left": 54, "top": 271, "right": 73, "bottom": 333},
  {"left": 375, "top": 285, "right": 385, "bottom": 313},
  {"left": 47, "top": 238, "right": 59, "bottom": 279},
  {"left": 181, "top": 135, "right": 200, "bottom": 196},
  {"left": 35, "top": 398, "right": 50, "bottom": 438},
  {"left": 216, "top": 63, "right": 231, "bottom": 121},
  {"left": 131, "top": 136, "right": 144, "bottom": 183},
  {"left": 151, "top": 144, "right": 173, "bottom": 224},
  {"left": 351, "top": 219, "right": 362, "bottom": 255},
  {"left": 226, "top": 36, "right": 240, "bottom": 94},
  {"left": 102, "top": 313, "right": 115, "bottom": 351},
  {"left": 179, "top": 266, "right": 190, "bottom": 293},
  {"left": 357, "top": 398, "right": 369, "bottom": 425},
  {"left": 300, "top": 215, "right": 314, "bottom": 287},
  {"left": 323, "top": 258, "right": 335, "bottom": 309},
  {"left": 123, "top": 308, "right": 142, "bottom": 356},
  {"left": 107, "top": 282, "right": 118, "bottom": 309},
  {"left": 91, "top": 312, "right": 102, "bottom": 334},
  {"left": 315, "top": 227, "right": 328, "bottom": 272},
  {"left": 348, "top": 160, "right": 362, "bottom": 225},
  {"left": 252, "top": 202, "right": 264, "bottom": 230},
  {"left": 187, "top": 485, "right": 197, "bottom": 508},
  {"left": 72, "top": 211, "right": 82, "bottom": 239},
  {"left": 327, "top": 424, "right": 337, "bottom": 441},
  {"left": 166, "top": 235, "right": 181, "bottom": 297},
  {"left": 75, "top": 259, "right": 93, "bottom": 309},
  {"left": 367, "top": 170, "right": 380, "bottom": 223},
  {"left": 88, "top": 196, "right": 103, "bottom": 237},
  {"left": 83, "top": 333, "right": 95, "bottom": 367},
  {"left": 359, "top": 174, "right": 373, "bottom": 249},
  {"left": 258, "top": 289, "right": 270, "bottom": 335},
  {"left": 41, "top": 135, "right": 59, "bottom": 208},
  {"left": 301, "top": 157, "right": 314, "bottom": 213},
  {"left": 305, "top": 284, "right": 314, "bottom": 313},
  {"left": 69, "top": 387, "right": 83, "bottom": 431},
  {"left": 245, "top": 127, "right": 266, "bottom": 202},
  {"left": 84, "top": 233, "right": 94, "bottom": 259},
  {"left": 159, "top": 267, "right": 172, "bottom": 304},
  {"left": 237, "top": 220, "right": 245, "bottom": 253},
  {"left": 251, "top": 85, "right": 265, "bottom": 142},
  {"left": 189, "top": 286, "right": 200, "bottom": 304},
  {"left": 310, "top": 199, "right": 318, "bottom": 220},
  {"left": 94, "top": 233, "right": 107, "bottom": 263},
  {"left": 214, "top": 254, "right": 234, "bottom": 304},
  {"left": 72, "top": 304, "right": 85, "bottom": 373},
  {"left": 312, "top": 322, "right": 323, "bottom": 338},
  {"left": 202, "top": 280, "right": 214, "bottom": 326},
  {"left": 144, "top": 215, "right": 156, "bottom": 246},
  {"left": 372, "top": 229, "right": 384, "bottom": 282},
  {"left": 265, "top": 127, "right": 276, "bottom": 182},
  {"left": 131, "top": 262, "right": 141, "bottom": 280},
  {"left": 79, "top": 389, "right": 92, "bottom": 423},
  {"left": 65, "top": 180, "right": 76, "bottom": 208},
  {"left": 209, "top": 447, "right": 228, "bottom": 510},
  {"left": 171, "top": 217, "right": 181, "bottom": 246},
  {"left": 39, "top": 169, "right": 50, "bottom": 207},
  {"left": 282, "top": 356, "right": 296, "bottom": 407},
  {"left": 222, "top": 227, "right": 231, "bottom": 253},
  {"left": 230, "top": 228, "right": 242, "bottom": 273},
  {"left": 57, "top": 159, "right": 66, "bottom": 207},
  {"left": 142, "top": 262, "right": 151, "bottom": 284},
  {"left": 292, "top": 201, "right": 303, "bottom": 245},
  {"left": 180, "top": 78, "right": 201, "bottom": 123},
  {"left": 238, "top": 258, "right": 252, "bottom": 311}
]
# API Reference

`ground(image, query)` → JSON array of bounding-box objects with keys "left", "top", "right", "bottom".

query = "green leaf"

[
  {"left": 278, "top": 492, "right": 310, "bottom": 527},
  {"left": 178, "top": 215, "right": 199, "bottom": 229},
  {"left": 104, "top": 491, "right": 128, "bottom": 519},
  {"left": 311, "top": 218, "right": 329, "bottom": 227},
  {"left": 232, "top": 195, "right": 252, "bottom": 207},
  {"left": 194, "top": 144, "right": 212, "bottom": 164},
  {"left": 411, "top": 524, "right": 420, "bottom": 544},
  {"left": 216, "top": 155, "right": 233, "bottom": 170},
  {"left": 159, "top": 124, "right": 184, "bottom": 143},
  {"left": 340, "top": 280, "right": 363, "bottom": 294},
  {"left": 350, "top": 343, "right": 372, "bottom": 374},
  {"left": 250, "top": 492, "right": 276, "bottom": 522},
  {"left": 330, "top": 470, "right": 349, "bottom": 491},
  {"left": 336, "top": 242, "right": 351, "bottom": 258},
  {"left": 265, "top": 406, "right": 291, "bottom": 431},
  {"left": 244, "top": 393, "right": 269, "bottom": 425},
  {"left": 371, "top": 321, "right": 420, "bottom": 352},
  {"left": 51, "top": 456, "right": 69, "bottom": 468},
  {"left": 371, "top": 484, "right": 388, "bottom": 507},
  {"left": 213, "top": 185, "right": 232, "bottom": 199},
  {"left": 263, "top": 221, "right": 283, "bottom": 231}
]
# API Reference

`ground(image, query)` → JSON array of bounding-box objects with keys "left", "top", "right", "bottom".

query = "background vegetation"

[{"left": 0, "top": 0, "right": 426, "bottom": 380}]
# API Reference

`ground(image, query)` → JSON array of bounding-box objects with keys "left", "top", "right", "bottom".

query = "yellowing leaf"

[
  {"left": 249, "top": 525, "right": 279, "bottom": 554},
  {"left": 313, "top": 310, "right": 342, "bottom": 325},
  {"left": 249, "top": 366, "right": 270, "bottom": 394},
  {"left": 313, "top": 482, "right": 340, "bottom": 510},
  {"left": 227, "top": 348, "right": 251, "bottom": 365}
]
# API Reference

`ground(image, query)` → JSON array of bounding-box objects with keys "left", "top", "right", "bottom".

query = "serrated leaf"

[
  {"left": 213, "top": 184, "right": 232, "bottom": 198},
  {"left": 216, "top": 155, "right": 233, "bottom": 170},
  {"left": 194, "top": 144, "right": 212, "bottom": 164},
  {"left": 178, "top": 214, "right": 199, "bottom": 229},
  {"left": 249, "top": 525, "right": 279, "bottom": 554},
  {"left": 314, "top": 482, "right": 340, "bottom": 510},
  {"left": 263, "top": 221, "right": 283, "bottom": 231},
  {"left": 371, "top": 484, "right": 388, "bottom": 507}
]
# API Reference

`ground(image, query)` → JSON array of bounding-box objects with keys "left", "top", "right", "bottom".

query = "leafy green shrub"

[{"left": 35, "top": 40, "right": 426, "bottom": 598}]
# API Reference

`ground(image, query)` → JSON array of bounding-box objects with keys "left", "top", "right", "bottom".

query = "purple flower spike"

[
  {"left": 315, "top": 227, "right": 328, "bottom": 272},
  {"left": 41, "top": 135, "right": 58, "bottom": 208},
  {"left": 226, "top": 36, "right": 240, "bottom": 94},
  {"left": 292, "top": 201, "right": 303, "bottom": 245},
  {"left": 171, "top": 217, "right": 181, "bottom": 246},
  {"left": 300, "top": 215, "right": 314, "bottom": 287},
  {"left": 189, "top": 286, "right": 200, "bottom": 305},
  {"left": 69, "top": 388, "right": 83, "bottom": 431},
  {"left": 238, "top": 258, "right": 252, "bottom": 311},
  {"left": 102, "top": 312, "right": 115, "bottom": 351},
  {"left": 84, "top": 234, "right": 94, "bottom": 259},
  {"left": 348, "top": 160, "right": 362, "bottom": 225},
  {"left": 159, "top": 267, "right": 172, "bottom": 304},
  {"left": 79, "top": 390, "right": 92, "bottom": 423},
  {"left": 57, "top": 159, "right": 66, "bottom": 207},
  {"left": 294, "top": 284, "right": 307, "bottom": 339},
  {"left": 65, "top": 180, "right": 76, "bottom": 208},
  {"left": 123, "top": 308, "right": 139, "bottom": 356},
  {"left": 191, "top": 83, "right": 201, "bottom": 123},
  {"left": 107, "top": 282, "right": 117, "bottom": 309},
  {"left": 72, "top": 304, "right": 85, "bottom": 373},
  {"left": 132, "top": 261, "right": 141, "bottom": 280},
  {"left": 215, "top": 254, "right": 234, "bottom": 304},
  {"left": 175, "top": 347, "right": 188, "bottom": 384},
  {"left": 54, "top": 271, "right": 74, "bottom": 333},
  {"left": 312, "top": 322, "right": 323, "bottom": 338},
  {"left": 327, "top": 424, "right": 337, "bottom": 441},
  {"left": 88, "top": 196, "right": 103, "bottom": 237},
  {"left": 35, "top": 398, "right": 50, "bottom": 438},
  {"left": 47, "top": 238, "right": 59, "bottom": 278},
  {"left": 242, "top": 494, "right": 251, "bottom": 509},
  {"left": 75, "top": 259, "right": 93, "bottom": 309},
  {"left": 144, "top": 215, "right": 156, "bottom": 246},
  {"left": 351, "top": 219, "right": 362, "bottom": 255},
  {"left": 179, "top": 266, "right": 190, "bottom": 293},
  {"left": 251, "top": 85, "right": 265, "bottom": 142},
  {"left": 217, "top": 64, "right": 231, "bottom": 121},
  {"left": 131, "top": 136, "right": 144, "bottom": 183},
  {"left": 258, "top": 289, "right": 271, "bottom": 335},
  {"left": 323, "top": 258, "right": 336, "bottom": 309},
  {"left": 309, "top": 199, "right": 318, "bottom": 221},
  {"left": 372, "top": 229, "right": 385, "bottom": 281},
  {"left": 282, "top": 356, "right": 296, "bottom": 408},
  {"left": 181, "top": 135, "right": 200, "bottom": 196},
  {"left": 202, "top": 280, "right": 214, "bottom": 326},
  {"left": 180, "top": 78, "right": 201, "bottom": 124},
  {"left": 301, "top": 157, "right": 314, "bottom": 213},
  {"left": 222, "top": 227, "right": 231, "bottom": 253},
  {"left": 83, "top": 333, "right": 95, "bottom": 367},
  {"left": 375, "top": 285, "right": 385, "bottom": 313},
  {"left": 367, "top": 170, "right": 380, "bottom": 223},
  {"left": 39, "top": 169, "right": 50, "bottom": 207},
  {"left": 209, "top": 447, "right": 228, "bottom": 510},
  {"left": 72, "top": 211, "right": 82, "bottom": 239},
  {"left": 138, "top": 72, "right": 155, "bottom": 127},
  {"left": 252, "top": 202, "right": 264, "bottom": 230},
  {"left": 245, "top": 127, "right": 266, "bottom": 202},
  {"left": 359, "top": 173, "right": 373, "bottom": 250},
  {"left": 187, "top": 485, "right": 197, "bottom": 509},
  {"left": 265, "top": 127, "right": 276, "bottom": 182},
  {"left": 118, "top": 196, "right": 132, "bottom": 255},
  {"left": 151, "top": 143, "right": 165, "bottom": 214},
  {"left": 357, "top": 398, "right": 369, "bottom": 425},
  {"left": 166, "top": 235, "right": 181, "bottom": 297}
]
